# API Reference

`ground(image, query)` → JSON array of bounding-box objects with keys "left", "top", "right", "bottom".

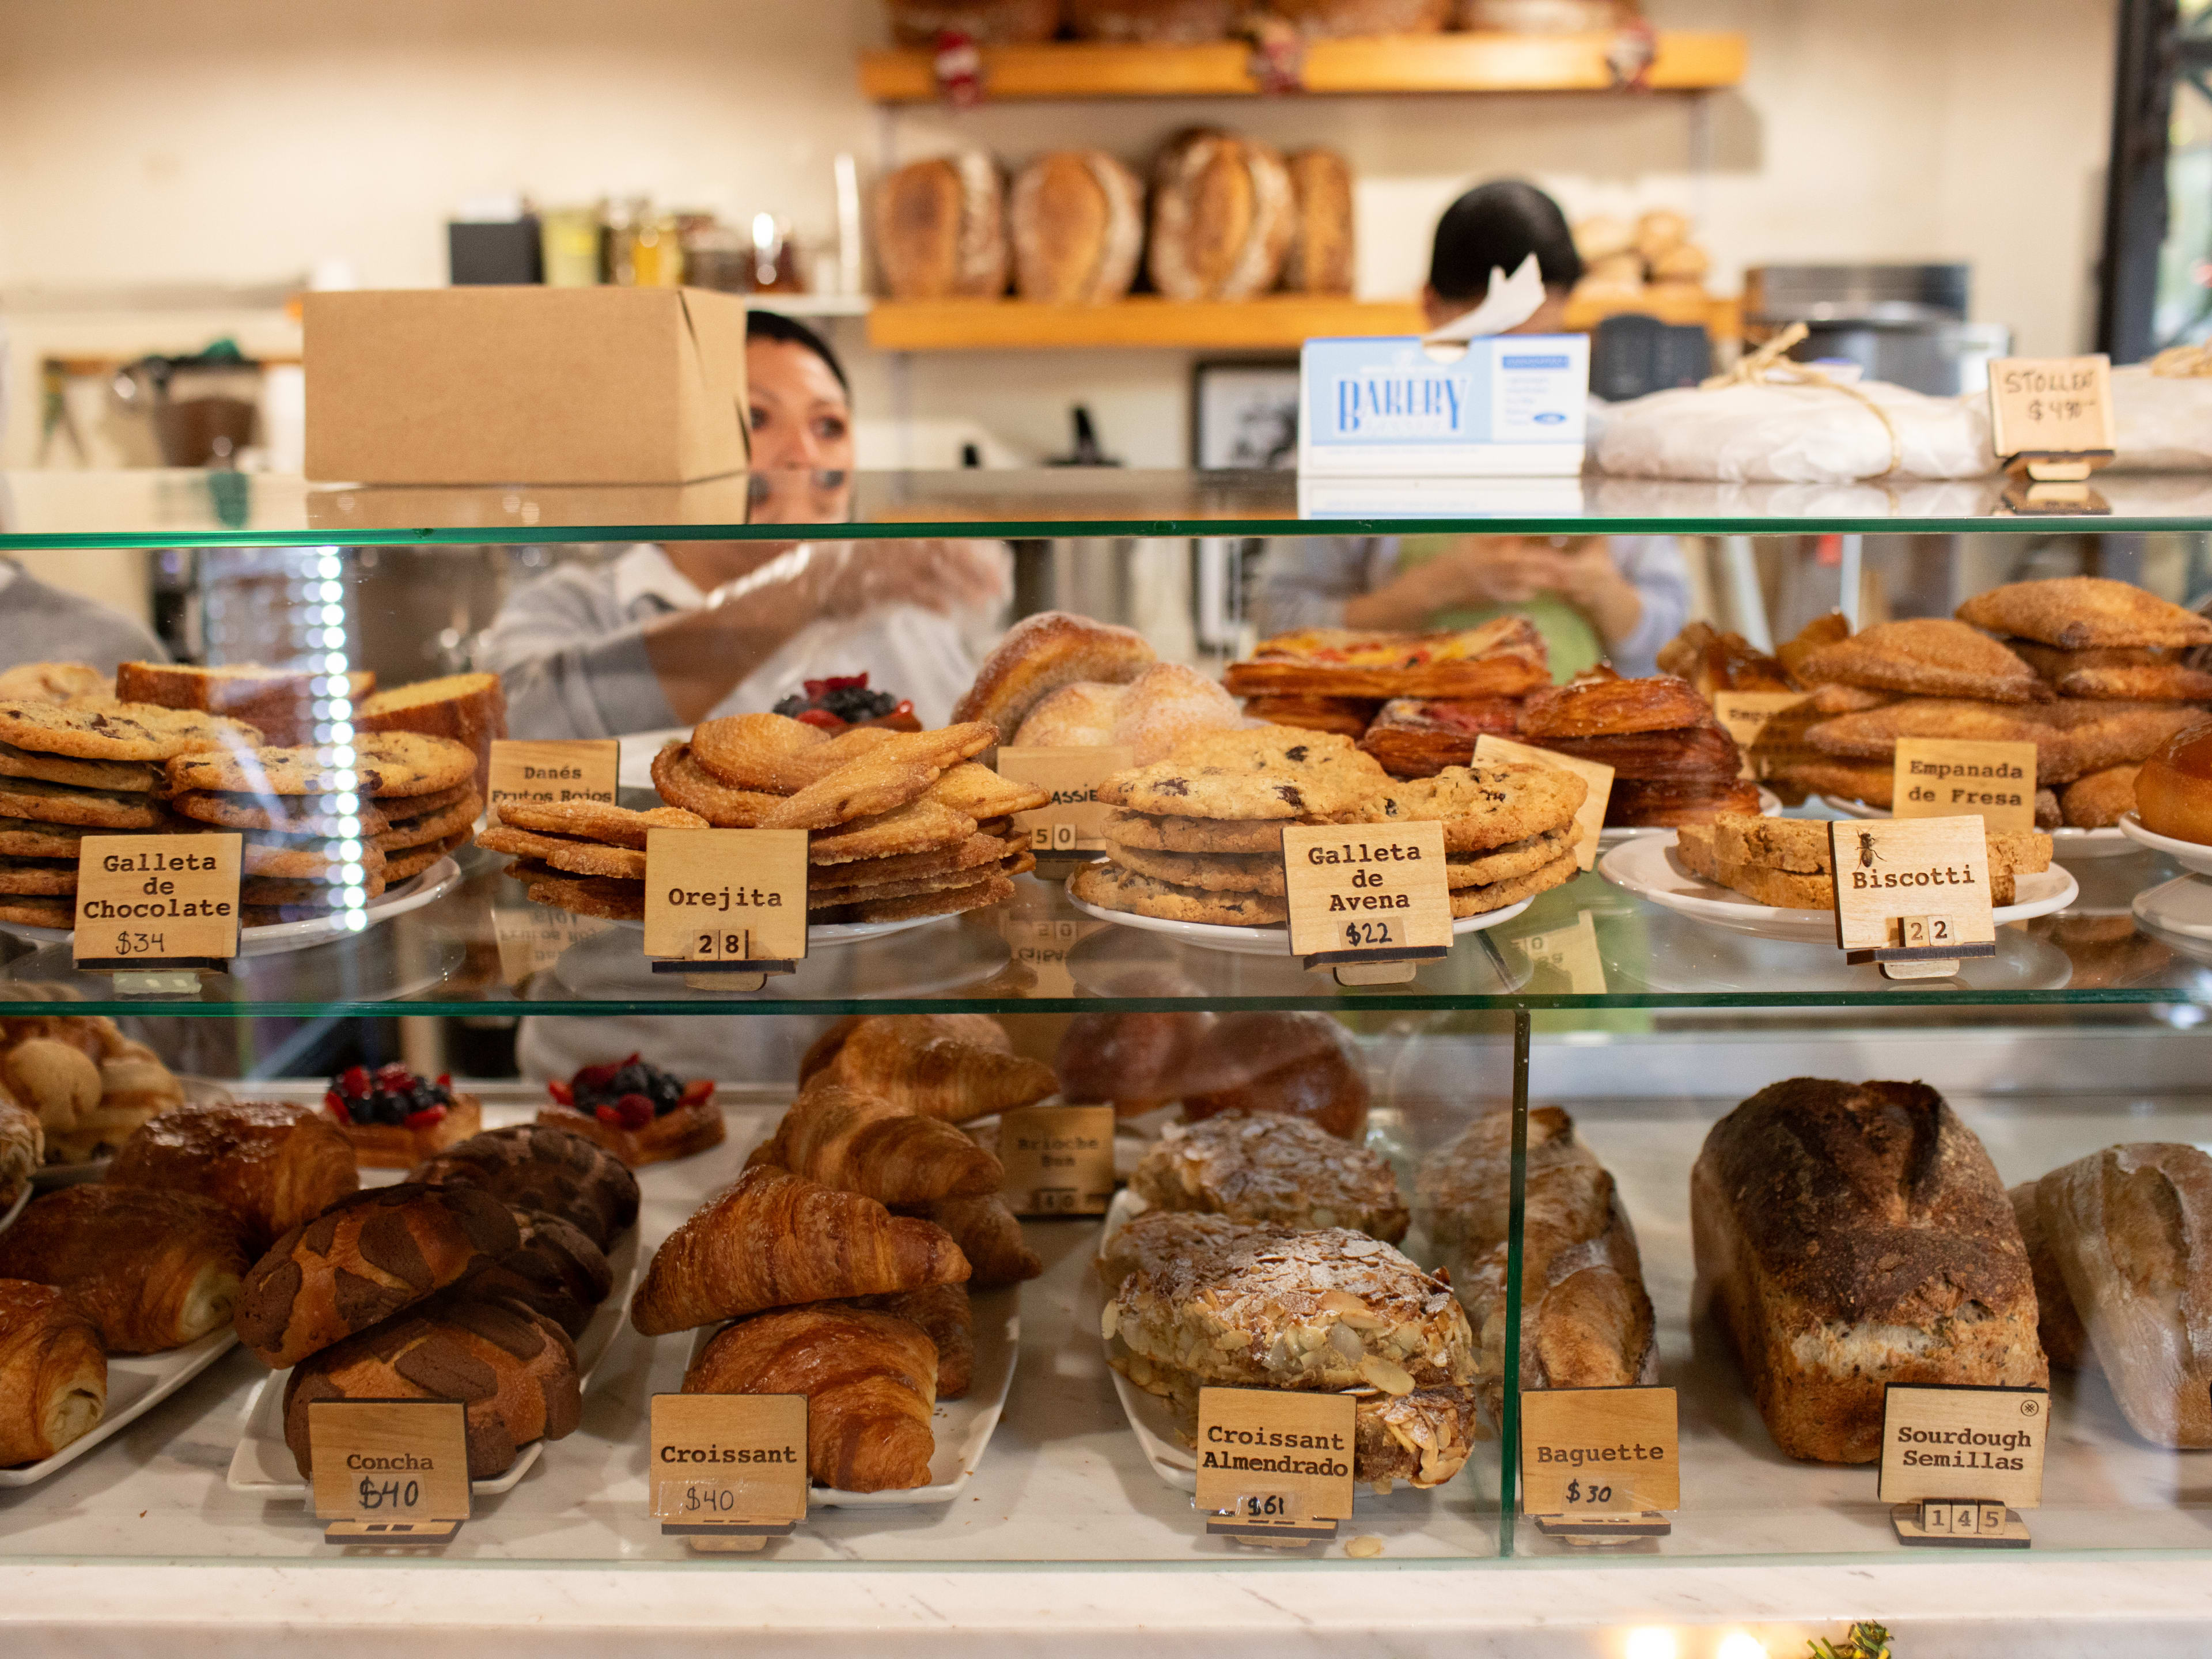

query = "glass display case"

[{"left": 2, "top": 470, "right": 2210, "bottom": 1639}]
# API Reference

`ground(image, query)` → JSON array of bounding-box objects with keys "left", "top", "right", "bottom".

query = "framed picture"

[{"left": 1190, "top": 359, "right": 1301, "bottom": 471}]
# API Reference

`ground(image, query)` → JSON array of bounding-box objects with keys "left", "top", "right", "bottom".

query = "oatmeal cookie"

[
  {"left": 0, "top": 777, "right": 167, "bottom": 830},
  {"left": 1097, "top": 726, "right": 1389, "bottom": 821},
  {"left": 1106, "top": 843, "right": 1285, "bottom": 896},
  {"left": 1449, "top": 850, "right": 1579, "bottom": 916},
  {"left": 1070, "top": 859, "right": 1289, "bottom": 926},
  {"left": 1362, "top": 762, "right": 1586, "bottom": 853},
  {"left": 1445, "top": 827, "right": 1574, "bottom": 889}
]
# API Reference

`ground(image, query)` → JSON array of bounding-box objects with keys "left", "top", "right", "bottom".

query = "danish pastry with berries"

[
  {"left": 323, "top": 1063, "right": 482, "bottom": 1169},
  {"left": 771, "top": 674, "right": 921, "bottom": 733},
  {"left": 537, "top": 1054, "right": 725, "bottom": 1166}
]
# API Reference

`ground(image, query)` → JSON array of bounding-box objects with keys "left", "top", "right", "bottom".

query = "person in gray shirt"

[{"left": 0, "top": 558, "right": 168, "bottom": 677}]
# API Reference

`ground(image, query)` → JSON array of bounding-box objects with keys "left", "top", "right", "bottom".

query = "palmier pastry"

[
  {"left": 0, "top": 1281, "right": 106, "bottom": 1467},
  {"left": 107, "top": 1099, "right": 358, "bottom": 1252},
  {"left": 411, "top": 1124, "right": 640, "bottom": 1250},
  {"left": 0, "top": 1185, "right": 250, "bottom": 1354}
]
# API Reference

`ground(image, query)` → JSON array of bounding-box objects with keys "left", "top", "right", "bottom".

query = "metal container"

[{"left": 1744, "top": 263, "right": 2008, "bottom": 396}]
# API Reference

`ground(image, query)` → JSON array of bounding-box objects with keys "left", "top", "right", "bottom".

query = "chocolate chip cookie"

[
  {"left": 1098, "top": 726, "right": 1388, "bottom": 822},
  {"left": 1070, "top": 859, "right": 1290, "bottom": 926}
]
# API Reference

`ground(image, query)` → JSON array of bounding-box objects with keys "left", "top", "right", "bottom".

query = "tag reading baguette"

[
  {"left": 72, "top": 832, "right": 241, "bottom": 968},
  {"left": 1518, "top": 1385, "right": 1679, "bottom": 1517},
  {"left": 1473, "top": 734, "right": 1613, "bottom": 872},
  {"left": 643, "top": 828, "right": 808, "bottom": 967},
  {"left": 1827, "top": 816, "right": 1997, "bottom": 964},
  {"left": 1194, "top": 1387, "right": 1355, "bottom": 1542},
  {"left": 1878, "top": 1383, "right": 2046, "bottom": 1510},
  {"left": 309, "top": 1399, "right": 472, "bottom": 1525},
  {"left": 998, "top": 1103, "right": 1116, "bottom": 1217},
  {"left": 995, "top": 745, "right": 1132, "bottom": 854},
  {"left": 1279, "top": 821, "right": 1452, "bottom": 966},
  {"left": 1891, "top": 738, "right": 2038, "bottom": 834},
  {"left": 487, "top": 738, "right": 619, "bottom": 813},
  {"left": 1710, "top": 690, "right": 1815, "bottom": 781},
  {"left": 1988, "top": 355, "right": 2116, "bottom": 477},
  {"left": 649, "top": 1393, "right": 808, "bottom": 1532}
]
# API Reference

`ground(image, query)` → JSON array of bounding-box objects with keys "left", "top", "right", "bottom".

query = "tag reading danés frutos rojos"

[
  {"left": 649, "top": 1393, "right": 808, "bottom": 1539},
  {"left": 73, "top": 831, "right": 242, "bottom": 969},
  {"left": 998, "top": 1104, "right": 1116, "bottom": 1217},
  {"left": 309, "top": 1399, "right": 471, "bottom": 1532},
  {"left": 994, "top": 745, "right": 1132, "bottom": 854},
  {"left": 485, "top": 738, "right": 619, "bottom": 815},
  {"left": 1194, "top": 1387, "right": 1356, "bottom": 1543},
  {"left": 1890, "top": 737, "right": 2039, "bottom": 835},
  {"left": 1827, "top": 815, "right": 1997, "bottom": 975},
  {"left": 1471, "top": 734, "right": 1613, "bottom": 873},
  {"left": 643, "top": 828, "right": 808, "bottom": 968}
]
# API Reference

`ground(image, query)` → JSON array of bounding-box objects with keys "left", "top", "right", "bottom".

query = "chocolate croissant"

[
  {"left": 630, "top": 1166, "right": 969, "bottom": 1336},
  {"left": 0, "top": 1280, "right": 106, "bottom": 1467},
  {"left": 0, "top": 1185, "right": 250, "bottom": 1354},
  {"left": 685, "top": 1305, "right": 938, "bottom": 1492},
  {"left": 778, "top": 1080, "right": 1006, "bottom": 1204},
  {"left": 108, "top": 1100, "right": 359, "bottom": 1252}
]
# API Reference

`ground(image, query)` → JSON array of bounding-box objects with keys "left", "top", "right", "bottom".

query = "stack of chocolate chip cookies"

[
  {"left": 476, "top": 801, "right": 711, "bottom": 921},
  {"left": 0, "top": 699, "right": 263, "bottom": 930},
  {"left": 1075, "top": 726, "right": 1589, "bottom": 928},
  {"left": 165, "top": 731, "right": 479, "bottom": 925}
]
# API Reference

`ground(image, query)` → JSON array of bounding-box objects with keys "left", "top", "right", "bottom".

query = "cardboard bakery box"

[{"left": 305, "top": 286, "right": 751, "bottom": 485}]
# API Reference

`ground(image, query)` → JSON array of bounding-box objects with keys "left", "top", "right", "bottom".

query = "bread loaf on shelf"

[
  {"left": 0, "top": 1281, "right": 106, "bottom": 1468},
  {"left": 1462, "top": 0, "right": 1637, "bottom": 28},
  {"left": 1272, "top": 0, "right": 1450, "bottom": 33},
  {"left": 1282, "top": 149, "right": 1354, "bottom": 296},
  {"left": 875, "top": 154, "right": 1010, "bottom": 302},
  {"left": 1691, "top": 1078, "right": 2047, "bottom": 1464},
  {"left": 1065, "top": 0, "right": 1238, "bottom": 40},
  {"left": 1009, "top": 151, "right": 1146, "bottom": 305},
  {"left": 356, "top": 672, "right": 506, "bottom": 806},
  {"left": 2009, "top": 1179, "right": 2088, "bottom": 1371},
  {"left": 1147, "top": 130, "right": 1294, "bottom": 302},
  {"left": 885, "top": 0, "right": 1061, "bottom": 45}
]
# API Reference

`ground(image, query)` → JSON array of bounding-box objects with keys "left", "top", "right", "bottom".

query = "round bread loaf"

[
  {"left": 2135, "top": 718, "right": 2212, "bottom": 846},
  {"left": 411, "top": 1125, "right": 641, "bottom": 1249},
  {"left": 1147, "top": 130, "right": 1294, "bottom": 303},
  {"left": 1180, "top": 1012, "right": 1370, "bottom": 1140},
  {"left": 282, "top": 1293, "right": 581, "bottom": 1479},
  {"left": 874, "top": 154, "right": 1009, "bottom": 302},
  {"left": 1009, "top": 151, "right": 1145, "bottom": 305},
  {"left": 235, "top": 1183, "right": 520, "bottom": 1369}
]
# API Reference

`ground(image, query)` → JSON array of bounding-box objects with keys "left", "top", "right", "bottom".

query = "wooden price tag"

[
  {"left": 643, "top": 827, "right": 807, "bottom": 977},
  {"left": 72, "top": 832, "right": 241, "bottom": 970},
  {"left": 309, "top": 1399, "right": 471, "bottom": 1539},
  {"left": 486, "top": 738, "right": 618, "bottom": 814},
  {"left": 1280, "top": 820, "right": 1452, "bottom": 986},
  {"left": 1880, "top": 1382, "right": 2045, "bottom": 1548},
  {"left": 1474, "top": 734, "right": 1613, "bottom": 872},
  {"left": 492, "top": 907, "right": 609, "bottom": 982},
  {"left": 1194, "top": 1387, "right": 1356, "bottom": 1546},
  {"left": 1988, "top": 355, "right": 2115, "bottom": 480},
  {"left": 1520, "top": 1386, "right": 1679, "bottom": 1536},
  {"left": 1511, "top": 909, "right": 1607, "bottom": 994},
  {"left": 1710, "top": 690, "right": 1815, "bottom": 781},
  {"left": 650, "top": 1393, "right": 808, "bottom": 1548},
  {"left": 998, "top": 1103, "right": 1115, "bottom": 1217},
  {"left": 1892, "top": 738, "right": 2039, "bottom": 834},
  {"left": 1827, "top": 816, "right": 1996, "bottom": 978},
  {"left": 995, "top": 745, "right": 1132, "bottom": 854}
]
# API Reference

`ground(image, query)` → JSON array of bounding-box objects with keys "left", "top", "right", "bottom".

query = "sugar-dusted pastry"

[
  {"left": 1957, "top": 575, "right": 2212, "bottom": 651},
  {"left": 951, "top": 610, "right": 1157, "bottom": 748},
  {"left": 1795, "top": 619, "right": 2045, "bottom": 703},
  {"left": 412, "top": 1124, "right": 640, "bottom": 1249},
  {"left": 1011, "top": 662, "right": 1243, "bottom": 765},
  {"left": 0, "top": 1281, "right": 106, "bottom": 1468},
  {"left": 2005, "top": 639, "right": 2212, "bottom": 703},
  {"left": 1131, "top": 1109, "right": 1408, "bottom": 1241},
  {"left": 2061, "top": 764, "right": 2142, "bottom": 830},
  {"left": 0, "top": 1185, "right": 251, "bottom": 1354},
  {"left": 107, "top": 1099, "right": 358, "bottom": 1252}
]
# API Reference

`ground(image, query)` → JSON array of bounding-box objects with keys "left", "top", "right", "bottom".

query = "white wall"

[{"left": 0, "top": 0, "right": 2119, "bottom": 468}]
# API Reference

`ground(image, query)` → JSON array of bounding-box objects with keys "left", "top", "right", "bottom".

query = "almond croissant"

[
  {"left": 779, "top": 1080, "right": 1005, "bottom": 1204},
  {"left": 825, "top": 1015, "right": 1056, "bottom": 1122},
  {"left": 629, "top": 1166, "right": 969, "bottom": 1336}
]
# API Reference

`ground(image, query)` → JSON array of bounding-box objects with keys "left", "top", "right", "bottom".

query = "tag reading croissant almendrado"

[{"left": 1194, "top": 1387, "right": 1356, "bottom": 1544}]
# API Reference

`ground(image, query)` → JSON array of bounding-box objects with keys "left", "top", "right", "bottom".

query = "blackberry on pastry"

[
  {"left": 539, "top": 1053, "right": 725, "bottom": 1166},
  {"left": 771, "top": 674, "right": 920, "bottom": 733},
  {"left": 324, "top": 1063, "right": 483, "bottom": 1169}
]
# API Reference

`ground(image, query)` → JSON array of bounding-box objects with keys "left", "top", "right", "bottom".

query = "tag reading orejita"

[
  {"left": 1194, "top": 1387, "right": 1355, "bottom": 1544},
  {"left": 649, "top": 1393, "right": 808, "bottom": 1537},
  {"left": 1279, "top": 821, "right": 1452, "bottom": 972},
  {"left": 995, "top": 745, "right": 1132, "bottom": 854},
  {"left": 73, "top": 831, "right": 241, "bottom": 969},
  {"left": 308, "top": 1398, "right": 471, "bottom": 1531},
  {"left": 643, "top": 827, "right": 808, "bottom": 973},
  {"left": 487, "top": 738, "right": 619, "bottom": 813},
  {"left": 998, "top": 1103, "right": 1115, "bottom": 1217}
]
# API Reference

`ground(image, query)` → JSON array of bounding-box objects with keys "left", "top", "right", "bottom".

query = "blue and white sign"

[{"left": 1298, "top": 333, "right": 1590, "bottom": 478}]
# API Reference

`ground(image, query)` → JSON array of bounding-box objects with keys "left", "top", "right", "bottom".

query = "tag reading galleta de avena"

[
  {"left": 1891, "top": 738, "right": 2038, "bottom": 835},
  {"left": 1473, "top": 733, "right": 1613, "bottom": 872},
  {"left": 643, "top": 827, "right": 808, "bottom": 964},
  {"left": 486, "top": 738, "right": 619, "bottom": 814},
  {"left": 1279, "top": 820, "right": 1452, "bottom": 963},
  {"left": 1518, "top": 1386, "right": 1680, "bottom": 1517},
  {"left": 649, "top": 1393, "right": 808, "bottom": 1528},
  {"left": 995, "top": 745, "right": 1132, "bottom": 854},
  {"left": 73, "top": 831, "right": 241, "bottom": 967}
]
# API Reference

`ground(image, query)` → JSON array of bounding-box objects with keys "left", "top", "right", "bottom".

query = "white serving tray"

[
  {"left": 2119, "top": 812, "right": 2212, "bottom": 876},
  {"left": 0, "top": 1324, "right": 238, "bottom": 1488},
  {"left": 225, "top": 1228, "right": 641, "bottom": 1499},
  {"left": 1820, "top": 793, "right": 2135, "bottom": 859},
  {"left": 1089, "top": 1191, "right": 1196, "bottom": 1494},
  {"left": 1596, "top": 785, "right": 1783, "bottom": 849},
  {"left": 678, "top": 1284, "right": 1020, "bottom": 1508}
]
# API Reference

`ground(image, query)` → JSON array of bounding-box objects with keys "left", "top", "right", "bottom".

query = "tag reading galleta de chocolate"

[
  {"left": 649, "top": 1393, "right": 808, "bottom": 1531},
  {"left": 1827, "top": 815, "right": 1997, "bottom": 962},
  {"left": 1518, "top": 1386, "right": 1680, "bottom": 1517},
  {"left": 309, "top": 1399, "right": 471, "bottom": 1524},
  {"left": 998, "top": 1103, "right": 1116, "bottom": 1217},
  {"left": 1877, "top": 1382, "right": 2047, "bottom": 1511},
  {"left": 72, "top": 831, "right": 241, "bottom": 968},
  {"left": 1987, "top": 355, "right": 2116, "bottom": 471},
  {"left": 1280, "top": 820, "right": 1452, "bottom": 965},
  {"left": 486, "top": 738, "right": 619, "bottom": 813},
  {"left": 1194, "top": 1387, "right": 1355, "bottom": 1541},
  {"left": 1891, "top": 738, "right": 2039, "bottom": 835},
  {"left": 643, "top": 827, "right": 808, "bottom": 966},
  {"left": 995, "top": 745, "right": 1132, "bottom": 854},
  {"left": 1472, "top": 733, "right": 1613, "bottom": 872}
]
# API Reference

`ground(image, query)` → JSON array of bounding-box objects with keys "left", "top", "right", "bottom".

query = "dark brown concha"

[
  {"left": 452, "top": 1209, "right": 615, "bottom": 1339},
  {"left": 411, "top": 1125, "right": 641, "bottom": 1248}
]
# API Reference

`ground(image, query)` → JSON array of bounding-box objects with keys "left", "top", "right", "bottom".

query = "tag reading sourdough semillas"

[
  {"left": 643, "top": 827, "right": 808, "bottom": 965},
  {"left": 73, "top": 831, "right": 241, "bottom": 968},
  {"left": 1194, "top": 1387, "right": 1356, "bottom": 1541},
  {"left": 1279, "top": 821, "right": 1452, "bottom": 965},
  {"left": 308, "top": 1399, "right": 471, "bottom": 1523},
  {"left": 1891, "top": 738, "right": 2039, "bottom": 834},
  {"left": 486, "top": 738, "right": 619, "bottom": 813},
  {"left": 649, "top": 1394, "right": 808, "bottom": 1529},
  {"left": 995, "top": 745, "right": 1132, "bottom": 854},
  {"left": 1518, "top": 1387, "right": 1680, "bottom": 1517},
  {"left": 1878, "top": 1382, "right": 2047, "bottom": 1510}
]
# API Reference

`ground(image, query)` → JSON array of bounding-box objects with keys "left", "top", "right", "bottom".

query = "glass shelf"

[
  {"left": 5, "top": 852, "right": 2207, "bottom": 1018},
  {"left": 12, "top": 467, "right": 2212, "bottom": 547}
]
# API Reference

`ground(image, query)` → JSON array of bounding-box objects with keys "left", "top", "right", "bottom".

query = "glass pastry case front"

[{"left": 0, "top": 469, "right": 2209, "bottom": 1574}]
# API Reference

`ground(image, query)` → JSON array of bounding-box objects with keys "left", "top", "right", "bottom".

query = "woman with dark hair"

[
  {"left": 481, "top": 310, "right": 1006, "bottom": 736},
  {"left": 1259, "top": 180, "right": 1688, "bottom": 679}
]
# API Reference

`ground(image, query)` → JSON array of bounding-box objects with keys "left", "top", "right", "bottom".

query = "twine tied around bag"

[
  {"left": 1700, "top": 321, "right": 1905, "bottom": 479},
  {"left": 2150, "top": 343, "right": 2212, "bottom": 378}
]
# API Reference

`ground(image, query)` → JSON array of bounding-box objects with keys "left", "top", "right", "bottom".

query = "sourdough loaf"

[
  {"left": 1065, "top": 0, "right": 1237, "bottom": 40},
  {"left": 2009, "top": 1179, "right": 2087, "bottom": 1371},
  {"left": 1009, "top": 151, "right": 1146, "bottom": 304},
  {"left": 875, "top": 154, "right": 1010, "bottom": 301},
  {"left": 1147, "top": 130, "right": 1294, "bottom": 302},
  {"left": 1282, "top": 149, "right": 1354, "bottom": 296},
  {"left": 885, "top": 0, "right": 1060, "bottom": 45},
  {"left": 1273, "top": 0, "right": 1450, "bottom": 33},
  {"left": 1691, "top": 1078, "right": 2046, "bottom": 1464}
]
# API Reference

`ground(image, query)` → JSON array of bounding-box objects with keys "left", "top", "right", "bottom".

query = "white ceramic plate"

[
  {"left": 679, "top": 1285, "right": 1020, "bottom": 1508},
  {"left": 0, "top": 1325, "right": 238, "bottom": 1488},
  {"left": 2133, "top": 872, "right": 2212, "bottom": 942},
  {"left": 1066, "top": 874, "right": 1536, "bottom": 959},
  {"left": 2119, "top": 812, "right": 2212, "bottom": 876},
  {"left": 1599, "top": 832, "right": 2080, "bottom": 944},
  {"left": 618, "top": 729, "right": 691, "bottom": 793},
  {"left": 0, "top": 858, "right": 463, "bottom": 958},
  {"left": 1819, "top": 794, "right": 2135, "bottom": 859},
  {"left": 0, "top": 1183, "right": 28, "bottom": 1232},
  {"left": 1091, "top": 1191, "right": 1197, "bottom": 1494},
  {"left": 225, "top": 1228, "right": 642, "bottom": 1499},
  {"left": 1597, "top": 786, "right": 1783, "bottom": 849}
]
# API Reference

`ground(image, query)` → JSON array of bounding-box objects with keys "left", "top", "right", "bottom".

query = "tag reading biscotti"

[
  {"left": 995, "top": 745, "right": 1132, "bottom": 853},
  {"left": 999, "top": 1103, "right": 1116, "bottom": 1217},
  {"left": 1280, "top": 821, "right": 1452, "bottom": 971},
  {"left": 1878, "top": 1383, "right": 2047, "bottom": 1510},
  {"left": 1473, "top": 734, "right": 1613, "bottom": 872},
  {"left": 487, "top": 739, "right": 618, "bottom": 813},
  {"left": 1988, "top": 355, "right": 2116, "bottom": 477},
  {"left": 643, "top": 828, "right": 807, "bottom": 968},
  {"left": 1828, "top": 816, "right": 1996, "bottom": 970},
  {"left": 650, "top": 1393, "right": 808, "bottom": 1536},
  {"left": 1711, "top": 690, "right": 1815, "bottom": 781},
  {"left": 73, "top": 832, "right": 241, "bottom": 968},
  {"left": 309, "top": 1399, "right": 471, "bottom": 1532},
  {"left": 1520, "top": 1386, "right": 1680, "bottom": 1518},
  {"left": 1194, "top": 1387, "right": 1355, "bottom": 1543},
  {"left": 1891, "top": 738, "right": 2038, "bottom": 834}
]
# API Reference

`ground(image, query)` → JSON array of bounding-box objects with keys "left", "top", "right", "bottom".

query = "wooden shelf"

[
  {"left": 868, "top": 296, "right": 1422, "bottom": 351},
  {"left": 858, "top": 31, "right": 1745, "bottom": 102},
  {"left": 1564, "top": 287, "right": 1741, "bottom": 339}
]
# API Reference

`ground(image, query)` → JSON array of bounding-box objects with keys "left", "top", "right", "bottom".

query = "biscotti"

[{"left": 1691, "top": 1078, "right": 2046, "bottom": 1464}]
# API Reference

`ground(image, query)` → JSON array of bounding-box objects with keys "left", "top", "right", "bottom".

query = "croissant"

[
  {"left": 685, "top": 1305, "right": 938, "bottom": 1491},
  {"left": 779, "top": 1079, "right": 1005, "bottom": 1203},
  {"left": 842, "top": 1283, "right": 974, "bottom": 1399},
  {"left": 893, "top": 1195, "right": 1042, "bottom": 1289},
  {"left": 825, "top": 1016, "right": 1056, "bottom": 1122},
  {"left": 0, "top": 1096, "right": 39, "bottom": 1210},
  {"left": 107, "top": 1100, "right": 359, "bottom": 1251},
  {"left": 0, "top": 1186, "right": 249, "bottom": 1354},
  {"left": 630, "top": 1166, "right": 969, "bottom": 1336},
  {"left": 0, "top": 1280, "right": 106, "bottom": 1467}
]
